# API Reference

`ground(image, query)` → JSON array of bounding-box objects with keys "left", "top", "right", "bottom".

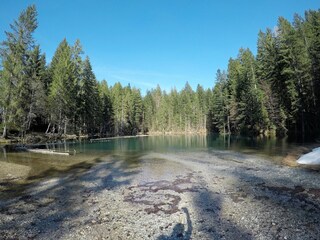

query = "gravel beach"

[{"left": 1, "top": 150, "right": 320, "bottom": 239}]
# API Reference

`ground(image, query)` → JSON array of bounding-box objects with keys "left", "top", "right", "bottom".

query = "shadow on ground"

[
  {"left": 0, "top": 152, "right": 142, "bottom": 239},
  {"left": 1, "top": 150, "right": 320, "bottom": 239},
  {"left": 229, "top": 166, "right": 320, "bottom": 238},
  {"left": 193, "top": 189, "right": 253, "bottom": 239},
  {"left": 157, "top": 208, "right": 192, "bottom": 240},
  {"left": 191, "top": 160, "right": 320, "bottom": 239}
]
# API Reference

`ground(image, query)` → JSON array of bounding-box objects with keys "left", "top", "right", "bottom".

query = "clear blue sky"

[{"left": 1, "top": 1, "right": 319, "bottom": 93}]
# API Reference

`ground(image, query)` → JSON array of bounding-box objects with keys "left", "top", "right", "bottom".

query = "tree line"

[
  {"left": 0, "top": 5, "right": 319, "bottom": 139},
  {"left": 212, "top": 11, "right": 320, "bottom": 137}
]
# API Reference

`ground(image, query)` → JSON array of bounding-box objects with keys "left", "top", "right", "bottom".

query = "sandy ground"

[
  {"left": 0, "top": 150, "right": 320, "bottom": 239},
  {"left": 0, "top": 162, "right": 31, "bottom": 181}
]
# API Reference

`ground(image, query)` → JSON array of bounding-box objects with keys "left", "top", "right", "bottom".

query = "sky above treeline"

[{"left": 1, "top": 0, "right": 319, "bottom": 94}]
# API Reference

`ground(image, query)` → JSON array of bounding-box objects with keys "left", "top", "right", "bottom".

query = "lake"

[{"left": 0, "top": 134, "right": 315, "bottom": 187}]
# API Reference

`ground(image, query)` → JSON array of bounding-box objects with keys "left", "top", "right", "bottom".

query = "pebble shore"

[{"left": 1, "top": 150, "right": 320, "bottom": 239}]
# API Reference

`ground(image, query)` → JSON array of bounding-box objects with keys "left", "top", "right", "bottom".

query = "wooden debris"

[{"left": 27, "top": 148, "right": 70, "bottom": 156}]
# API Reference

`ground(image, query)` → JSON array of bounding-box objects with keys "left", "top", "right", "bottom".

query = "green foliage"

[
  {"left": 79, "top": 57, "right": 101, "bottom": 135},
  {"left": 208, "top": 10, "right": 320, "bottom": 137},
  {"left": 0, "top": 5, "right": 40, "bottom": 137},
  {"left": 98, "top": 80, "right": 114, "bottom": 136},
  {"left": 48, "top": 39, "right": 76, "bottom": 134},
  {"left": 1, "top": 5, "right": 320, "bottom": 139},
  {"left": 141, "top": 83, "right": 211, "bottom": 134}
]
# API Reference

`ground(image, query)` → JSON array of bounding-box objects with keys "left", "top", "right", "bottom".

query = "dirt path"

[{"left": 0, "top": 150, "right": 320, "bottom": 239}]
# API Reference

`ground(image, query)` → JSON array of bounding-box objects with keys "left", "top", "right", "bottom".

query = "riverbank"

[
  {"left": 0, "top": 133, "right": 79, "bottom": 145},
  {"left": 0, "top": 150, "right": 319, "bottom": 239},
  {"left": 0, "top": 132, "right": 205, "bottom": 144}
]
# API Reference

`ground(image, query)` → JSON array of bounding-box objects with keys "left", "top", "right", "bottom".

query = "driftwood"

[
  {"left": 90, "top": 135, "right": 148, "bottom": 142},
  {"left": 26, "top": 148, "right": 70, "bottom": 156}
]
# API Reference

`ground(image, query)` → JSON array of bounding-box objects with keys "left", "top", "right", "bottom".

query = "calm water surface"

[{"left": 0, "top": 135, "right": 314, "bottom": 188}]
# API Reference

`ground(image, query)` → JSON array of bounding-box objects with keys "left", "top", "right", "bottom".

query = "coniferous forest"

[{"left": 1, "top": 5, "right": 320, "bottom": 140}]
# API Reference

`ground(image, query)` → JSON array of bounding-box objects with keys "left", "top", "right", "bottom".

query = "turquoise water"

[
  {"left": 49, "top": 135, "right": 298, "bottom": 158},
  {"left": 0, "top": 135, "right": 314, "bottom": 187}
]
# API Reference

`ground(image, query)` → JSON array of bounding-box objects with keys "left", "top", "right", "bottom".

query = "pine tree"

[
  {"left": 142, "top": 90, "right": 155, "bottom": 132},
  {"left": 226, "top": 58, "right": 241, "bottom": 133},
  {"left": 196, "top": 84, "right": 207, "bottom": 132},
  {"left": 153, "top": 85, "right": 163, "bottom": 131},
  {"left": 304, "top": 10, "right": 320, "bottom": 135},
  {"left": 180, "top": 82, "right": 194, "bottom": 132},
  {"left": 110, "top": 82, "right": 123, "bottom": 135},
  {"left": 169, "top": 87, "right": 180, "bottom": 131},
  {"left": 275, "top": 16, "right": 312, "bottom": 136},
  {"left": 98, "top": 80, "right": 114, "bottom": 136},
  {"left": 0, "top": 5, "right": 38, "bottom": 138},
  {"left": 212, "top": 70, "right": 228, "bottom": 134},
  {"left": 24, "top": 46, "right": 47, "bottom": 131},
  {"left": 71, "top": 39, "right": 84, "bottom": 133},
  {"left": 235, "top": 49, "right": 269, "bottom": 135},
  {"left": 79, "top": 57, "right": 101, "bottom": 135},
  {"left": 256, "top": 29, "right": 287, "bottom": 135},
  {"left": 48, "top": 39, "right": 76, "bottom": 135},
  {"left": 131, "top": 88, "right": 143, "bottom": 134}
]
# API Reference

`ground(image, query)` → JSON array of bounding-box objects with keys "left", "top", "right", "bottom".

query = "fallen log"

[
  {"left": 27, "top": 148, "right": 70, "bottom": 156},
  {"left": 90, "top": 135, "right": 148, "bottom": 142}
]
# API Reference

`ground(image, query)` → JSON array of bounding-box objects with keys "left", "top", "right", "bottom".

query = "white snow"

[{"left": 297, "top": 147, "right": 320, "bottom": 165}]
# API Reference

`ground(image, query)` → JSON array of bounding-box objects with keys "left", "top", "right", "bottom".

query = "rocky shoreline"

[{"left": 0, "top": 150, "right": 320, "bottom": 239}]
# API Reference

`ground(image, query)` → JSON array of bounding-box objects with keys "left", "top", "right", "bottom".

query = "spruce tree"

[
  {"left": 0, "top": 5, "right": 38, "bottom": 138},
  {"left": 110, "top": 82, "right": 123, "bottom": 135},
  {"left": 98, "top": 80, "right": 114, "bottom": 136},
  {"left": 79, "top": 57, "right": 101, "bottom": 135},
  {"left": 256, "top": 29, "right": 287, "bottom": 135},
  {"left": 304, "top": 10, "right": 320, "bottom": 135},
  {"left": 48, "top": 39, "right": 75, "bottom": 135}
]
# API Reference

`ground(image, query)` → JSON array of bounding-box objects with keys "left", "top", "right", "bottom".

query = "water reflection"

[
  {"left": 0, "top": 134, "right": 313, "bottom": 187},
  {"left": 17, "top": 135, "right": 300, "bottom": 158}
]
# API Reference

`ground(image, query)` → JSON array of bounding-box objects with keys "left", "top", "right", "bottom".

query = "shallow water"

[{"left": 0, "top": 135, "right": 315, "bottom": 190}]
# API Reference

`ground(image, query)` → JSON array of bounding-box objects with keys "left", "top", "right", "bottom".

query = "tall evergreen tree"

[
  {"left": 48, "top": 39, "right": 76, "bottom": 135},
  {"left": 24, "top": 46, "right": 47, "bottom": 131},
  {"left": 79, "top": 57, "right": 101, "bottom": 135},
  {"left": 98, "top": 80, "right": 114, "bottom": 136},
  {"left": 143, "top": 90, "right": 156, "bottom": 132},
  {"left": 0, "top": 5, "right": 38, "bottom": 138},
  {"left": 256, "top": 29, "right": 286, "bottom": 135},
  {"left": 110, "top": 82, "right": 124, "bottom": 135},
  {"left": 212, "top": 70, "right": 228, "bottom": 134},
  {"left": 304, "top": 10, "right": 320, "bottom": 135},
  {"left": 233, "top": 49, "right": 269, "bottom": 135}
]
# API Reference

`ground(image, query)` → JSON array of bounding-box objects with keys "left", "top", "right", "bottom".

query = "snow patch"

[{"left": 297, "top": 147, "right": 320, "bottom": 165}]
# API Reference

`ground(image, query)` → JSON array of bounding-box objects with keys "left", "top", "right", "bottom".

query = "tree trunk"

[
  {"left": 2, "top": 108, "right": 8, "bottom": 139},
  {"left": 58, "top": 110, "right": 62, "bottom": 135},
  {"left": 2, "top": 125, "right": 7, "bottom": 139},
  {"left": 45, "top": 122, "right": 51, "bottom": 134},
  {"left": 2, "top": 147, "right": 7, "bottom": 159},
  {"left": 64, "top": 118, "right": 68, "bottom": 135},
  {"left": 301, "top": 111, "right": 305, "bottom": 141}
]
